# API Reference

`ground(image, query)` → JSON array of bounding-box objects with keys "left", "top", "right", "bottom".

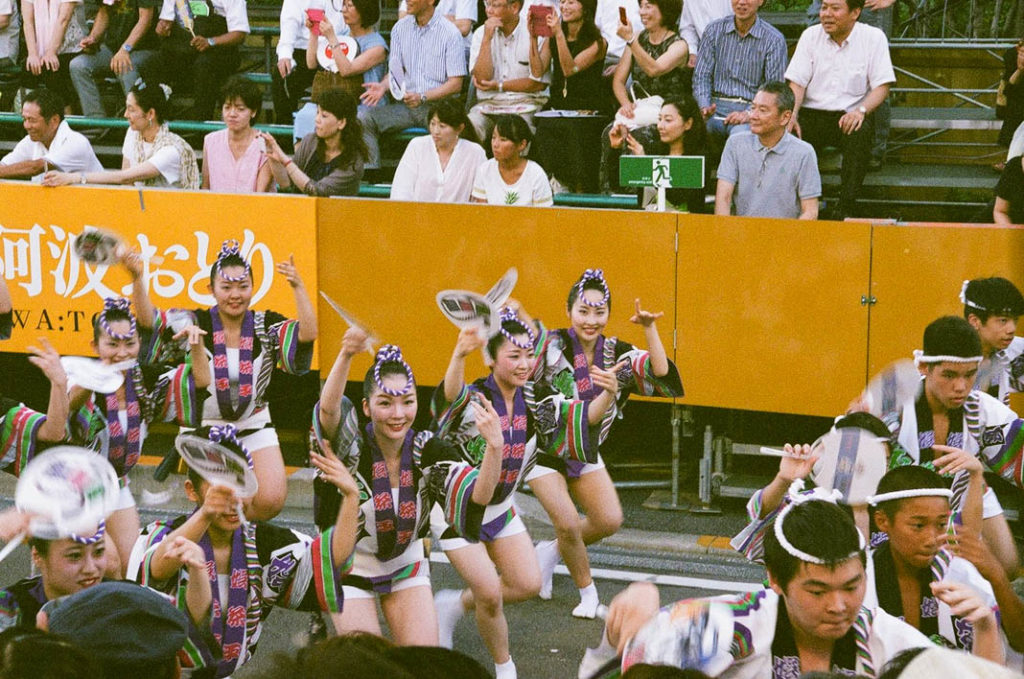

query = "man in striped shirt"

[
  {"left": 693, "top": 0, "right": 787, "bottom": 146},
  {"left": 358, "top": 0, "right": 468, "bottom": 168}
]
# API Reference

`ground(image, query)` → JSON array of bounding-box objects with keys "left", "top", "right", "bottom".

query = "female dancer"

[
  {"left": 310, "top": 328, "right": 503, "bottom": 644},
  {"left": 70, "top": 291, "right": 210, "bottom": 569},
  {"left": 431, "top": 306, "right": 619, "bottom": 679},
  {"left": 527, "top": 269, "right": 682, "bottom": 618},
  {"left": 136, "top": 238, "right": 317, "bottom": 521}
]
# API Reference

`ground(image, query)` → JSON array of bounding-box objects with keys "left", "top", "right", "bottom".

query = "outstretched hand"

[
  {"left": 776, "top": 443, "right": 818, "bottom": 483},
  {"left": 311, "top": 438, "right": 359, "bottom": 496},
  {"left": 276, "top": 254, "right": 304, "bottom": 288},
  {"left": 629, "top": 298, "right": 663, "bottom": 327},
  {"left": 27, "top": 338, "right": 66, "bottom": 387},
  {"left": 454, "top": 326, "right": 485, "bottom": 359},
  {"left": 172, "top": 324, "right": 207, "bottom": 348}
]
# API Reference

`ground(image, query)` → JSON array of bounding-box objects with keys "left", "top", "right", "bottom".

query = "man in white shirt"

[
  {"left": 785, "top": 0, "right": 894, "bottom": 219},
  {"left": 0, "top": 89, "right": 103, "bottom": 180},
  {"left": 467, "top": 0, "right": 549, "bottom": 141},
  {"left": 595, "top": 0, "right": 641, "bottom": 68},
  {"left": 678, "top": 0, "right": 731, "bottom": 68}
]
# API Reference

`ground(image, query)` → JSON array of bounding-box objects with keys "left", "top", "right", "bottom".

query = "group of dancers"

[{"left": 0, "top": 240, "right": 684, "bottom": 679}]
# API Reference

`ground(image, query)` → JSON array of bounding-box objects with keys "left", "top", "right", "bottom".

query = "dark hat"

[{"left": 47, "top": 581, "right": 188, "bottom": 667}]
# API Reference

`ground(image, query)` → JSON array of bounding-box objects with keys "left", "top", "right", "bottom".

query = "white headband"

[
  {"left": 773, "top": 480, "right": 866, "bottom": 565},
  {"left": 912, "top": 349, "right": 982, "bottom": 367},
  {"left": 867, "top": 487, "right": 953, "bottom": 506}
]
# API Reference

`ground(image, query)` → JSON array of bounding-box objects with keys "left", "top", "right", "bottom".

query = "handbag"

[{"left": 613, "top": 82, "right": 663, "bottom": 131}]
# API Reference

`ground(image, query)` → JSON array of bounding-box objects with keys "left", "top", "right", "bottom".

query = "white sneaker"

[
  {"left": 434, "top": 589, "right": 465, "bottom": 649},
  {"left": 536, "top": 539, "right": 560, "bottom": 600},
  {"left": 578, "top": 645, "right": 618, "bottom": 679}
]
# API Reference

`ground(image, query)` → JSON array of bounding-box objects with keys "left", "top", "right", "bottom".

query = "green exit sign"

[{"left": 619, "top": 155, "right": 705, "bottom": 189}]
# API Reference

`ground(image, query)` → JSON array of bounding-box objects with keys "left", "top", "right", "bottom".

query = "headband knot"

[
  {"left": 773, "top": 480, "right": 864, "bottom": 565},
  {"left": 577, "top": 269, "right": 611, "bottom": 308},
  {"left": 70, "top": 520, "right": 106, "bottom": 545},
  {"left": 98, "top": 297, "right": 137, "bottom": 341},
  {"left": 213, "top": 239, "right": 252, "bottom": 282},
  {"left": 498, "top": 306, "right": 535, "bottom": 350},
  {"left": 207, "top": 424, "right": 254, "bottom": 469},
  {"left": 373, "top": 344, "right": 415, "bottom": 396}
]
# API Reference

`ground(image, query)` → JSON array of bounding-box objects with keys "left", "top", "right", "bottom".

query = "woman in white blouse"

[{"left": 390, "top": 99, "right": 485, "bottom": 203}]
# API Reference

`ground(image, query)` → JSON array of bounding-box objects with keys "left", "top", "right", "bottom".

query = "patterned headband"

[
  {"left": 373, "top": 344, "right": 415, "bottom": 396},
  {"left": 912, "top": 349, "right": 982, "bottom": 366},
  {"left": 499, "top": 306, "right": 535, "bottom": 350},
  {"left": 577, "top": 269, "right": 610, "bottom": 308},
  {"left": 70, "top": 520, "right": 106, "bottom": 545},
  {"left": 212, "top": 239, "right": 252, "bottom": 282},
  {"left": 867, "top": 487, "right": 953, "bottom": 506},
  {"left": 98, "top": 297, "right": 137, "bottom": 341},
  {"left": 208, "top": 424, "right": 254, "bottom": 469},
  {"left": 773, "top": 480, "right": 865, "bottom": 565}
]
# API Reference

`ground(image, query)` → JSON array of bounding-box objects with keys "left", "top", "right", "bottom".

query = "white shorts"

[
  {"left": 430, "top": 503, "right": 527, "bottom": 552},
  {"left": 525, "top": 453, "right": 606, "bottom": 482},
  {"left": 112, "top": 484, "right": 136, "bottom": 511}
]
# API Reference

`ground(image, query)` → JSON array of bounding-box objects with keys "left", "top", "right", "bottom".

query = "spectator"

[
  {"left": 272, "top": 0, "right": 320, "bottom": 125},
  {"left": 69, "top": 0, "right": 160, "bottom": 119},
  {"left": 0, "top": 89, "right": 101, "bottom": 179},
  {"left": 785, "top": 0, "right": 894, "bottom": 219},
  {"left": 45, "top": 581, "right": 193, "bottom": 679},
  {"left": 994, "top": 155, "right": 1024, "bottom": 225},
  {"left": 263, "top": 88, "right": 367, "bottom": 195},
  {"left": 21, "top": 0, "right": 86, "bottom": 111},
  {"left": 154, "top": 0, "right": 250, "bottom": 120},
  {"left": 531, "top": 0, "right": 608, "bottom": 192},
  {"left": 0, "top": 0, "right": 19, "bottom": 78},
  {"left": 693, "top": 0, "right": 786, "bottom": 147},
  {"left": 398, "top": 0, "right": 477, "bottom": 56},
  {"left": 715, "top": 81, "right": 820, "bottom": 219},
  {"left": 306, "top": 0, "right": 386, "bottom": 107},
  {"left": 391, "top": 99, "right": 485, "bottom": 202},
  {"left": 0, "top": 628, "right": 102, "bottom": 679},
  {"left": 358, "top": 0, "right": 466, "bottom": 169},
  {"left": 594, "top": 0, "right": 640, "bottom": 68},
  {"left": 467, "top": 0, "right": 550, "bottom": 142},
  {"left": 42, "top": 80, "right": 200, "bottom": 189},
  {"left": 604, "top": 95, "right": 707, "bottom": 212},
  {"left": 996, "top": 38, "right": 1024, "bottom": 169},
  {"left": 202, "top": 76, "right": 273, "bottom": 192},
  {"left": 472, "top": 113, "right": 553, "bottom": 205},
  {"left": 677, "top": 0, "right": 730, "bottom": 68}
]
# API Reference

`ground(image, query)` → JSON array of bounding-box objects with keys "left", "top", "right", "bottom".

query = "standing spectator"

[
  {"left": 715, "top": 81, "right": 820, "bottom": 219},
  {"left": 272, "top": 0, "right": 319, "bottom": 125},
  {"left": 202, "top": 76, "right": 273, "bottom": 192},
  {"left": 154, "top": 0, "right": 250, "bottom": 120},
  {"left": 693, "top": 0, "right": 786, "bottom": 147},
  {"left": 358, "top": 0, "right": 466, "bottom": 169},
  {"left": 0, "top": 89, "right": 101, "bottom": 179},
  {"left": 467, "top": 0, "right": 550, "bottom": 141},
  {"left": 306, "top": 0, "right": 386, "bottom": 107},
  {"left": 996, "top": 38, "right": 1024, "bottom": 170},
  {"left": 391, "top": 99, "right": 485, "bottom": 202},
  {"left": 531, "top": 0, "right": 608, "bottom": 193},
  {"left": 0, "top": 0, "right": 19, "bottom": 85},
  {"left": 677, "top": 0, "right": 730, "bottom": 68},
  {"left": 472, "top": 113, "right": 552, "bottom": 205},
  {"left": 21, "top": 0, "right": 86, "bottom": 111},
  {"left": 993, "top": 155, "right": 1024, "bottom": 225},
  {"left": 262, "top": 88, "right": 366, "bottom": 195},
  {"left": 70, "top": 0, "right": 159, "bottom": 119},
  {"left": 594, "top": 0, "right": 640, "bottom": 68},
  {"left": 785, "top": 0, "right": 894, "bottom": 219}
]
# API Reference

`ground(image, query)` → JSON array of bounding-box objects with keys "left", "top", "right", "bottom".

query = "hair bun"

[{"left": 375, "top": 344, "right": 403, "bottom": 364}]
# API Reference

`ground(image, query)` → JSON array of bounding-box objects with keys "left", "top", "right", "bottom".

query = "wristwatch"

[
  {"left": 420, "top": 93, "right": 427, "bottom": 104},
  {"left": 858, "top": 105, "right": 867, "bottom": 115},
  {"left": 122, "top": 43, "right": 133, "bottom": 53},
  {"left": 207, "top": 36, "right": 216, "bottom": 47}
]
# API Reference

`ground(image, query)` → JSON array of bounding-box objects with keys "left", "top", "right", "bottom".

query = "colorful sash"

[
  {"left": 210, "top": 307, "right": 255, "bottom": 421},
  {"left": 200, "top": 527, "right": 250, "bottom": 678},
  {"left": 482, "top": 374, "right": 528, "bottom": 503},
  {"left": 105, "top": 372, "right": 142, "bottom": 477},
  {"left": 770, "top": 598, "right": 859, "bottom": 678},
  {"left": 567, "top": 328, "right": 605, "bottom": 401},
  {"left": 365, "top": 425, "right": 418, "bottom": 561}
]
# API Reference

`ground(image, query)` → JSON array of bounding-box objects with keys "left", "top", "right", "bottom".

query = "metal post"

[
  {"left": 670, "top": 402, "right": 681, "bottom": 506},
  {"left": 690, "top": 425, "right": 722, "bottom": 514}
]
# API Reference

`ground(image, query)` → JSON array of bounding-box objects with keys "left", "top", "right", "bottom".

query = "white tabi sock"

[
  {"left": 495, "top": 657, "right": 517, "bottom": 679},
  {"left": 536, "top": 539, "right": 560, "bottom": 600},
  {"left": 572, "top": 582, "right": 600, "bottom": 619},
  {"left": 434, "top": 588, "right": 465, "bottom": 649}
]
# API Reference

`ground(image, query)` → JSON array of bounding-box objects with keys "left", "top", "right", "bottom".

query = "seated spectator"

[
  {"left": 472, "top": 113, "right": 553, "bottom": 205},
  {"left": 994, "top": 155, "right": 1024, "bottom": 225},
  {"left": 0, "top": 89, "right": 102, "bottom": 179},
  {"left": 272, "top": 0, "right": 319, "bottom": 125},
  {"left": 391, "top": 99, "right": 485, "bottom": 202},
  {"left": 154, "top": 0, "right": 249, "bottom": 120},
  {"left": 785, "top": 0, "right": 894, "bottom": 219},
  {"left": 70, "top": 0, "right": 160, "bottom": 119},
  {"left": 358, "top": 0, "right": 466, "bottom": 169},
  {"left": 715, "top": 81, "right": 820, "bottom": 220},
  {"left": 595, "top": 0, "right": 640, "bottom": 69},
  {"left": 42, "top": 80, "right": 200, "bottom": 188},
  {"left": 306, "top": 0, "right": 387, "bottom": 108},
  {"left": 996, "top": 38, "right": 1024, "bottom": 169},
  {"left": 466, "top": 0, "right": 550, "bottom": 142},
  {"left": 604, "top": 95, "right": 707, "bottom": 212},
  {"left": 0, "top": 0, "right": 19, "bottom": 78},
  {"left": 263, "top": 88, "right": 366, "bottom": 195},
  {"left": 21, "top": 0, "right": 86, "bottom": 111},
  {"left": 202, "top": 76, "right": 272, "bottom": 192},
  {"left": 398, "top": 0, "right": 477, "bottom": 58},
  {"left": 677, "top": 0, "right": 730, "bottom": 67},
  {"left": 530, "top": 0, "right": 609, "bottom": 193},
  {"left": 693, "top": 0, "right": 786, "bottom": 148}
]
